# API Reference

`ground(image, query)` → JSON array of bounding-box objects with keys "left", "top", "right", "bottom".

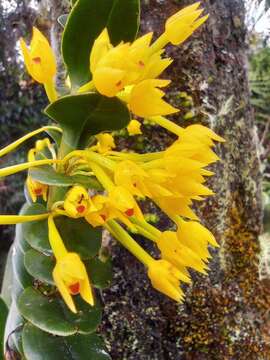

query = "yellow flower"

[
  {"left": 177, "top": 219, "right": 219, "bottom": 261},
  {"left": 53, "top": 253, "right": 94, "bottom": 313},
  {"left": 89, "top": 29, "right": 173, "bottom": 98},
  {"left": 20, "top": 27, "right": 57, "bottom": 102},
  {"left": 95, "top": 133, "right": 116, "bottom": 154},
  {"left": 108, "top": 186, "right": 144, "bottom": 219},
  {"left": 26, "top": 176, "right": 48, "bottom": 203},
  {"left": 148, "top": 259, "right": 187, "bottom": 302},
  {"left": 114, "top": 160, "right": 151, "bottom": 198},
  {"left": 90, "top": 28, "right": 112, "bottom": 74},
  {"left": 155, "top": 196, "right": 198, "bottom": 220},
  {"left": 48, "top": 215, "right": 94, "bottom": 313},
  {"left": 128, "top": 79, "right": 178, "bottom": 117},
  {"left": 127, "top": 120, "right": 142, "bottom": 135},
  {"left": 85, "top": 190, "right": 142, "bottom": 230},
  {"left": 25, "top": 138, "right": 52, "bottom": 202},
  {"left": 63, "top": 185, "right": 90, "bottom": 218},
  {"left": 156, "top": 231, "right": 208, "bottom": 273},
  {"left": 165, "top": 2, "right": 208, "bottom": 45}
]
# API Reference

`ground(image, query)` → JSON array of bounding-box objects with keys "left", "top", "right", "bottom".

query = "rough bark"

[{"left": 100, "top": 1, "right": 269, "bottom": 359}]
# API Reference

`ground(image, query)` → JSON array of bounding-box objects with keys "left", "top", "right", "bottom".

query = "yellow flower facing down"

[
  {"left": 48, "top": 215, "right": 94, "bottom": 313},
  {"left": 53, "top": 253, "right": 94, "bottom": 314},
  {"left": 20, "top": 27, "right": 57, "bottom": 102},
  {"left": 165, "top": 2, "right": 208, "bottom": 45},
  {"left": 63, "top": 185, "right": 91, "bottom": 218},
  {"left": 108, "top": 186, "right": 144, "bottom": 219},
  {"left": 156, "top": 231, "right": 208, "bottom": 274},
  {"left": 148, "top": 259, "right": 187, "bottom": 302},
  {"left": 177, "top": 219, "right": 219, "bottom": 262},
  {"left": 128, "top": 79, "right": 179, "bottom": 117},
  {"left": 26, "top": 176, "right": 48, "bottom": 203},
  {"left": 95, "top": 133, "right": 116, "bottom": 154},
  {"left": 127, "top": 120, "right": 142, "bottom": 135}
]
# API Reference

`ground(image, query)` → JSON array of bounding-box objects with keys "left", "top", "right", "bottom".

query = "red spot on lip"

[
  {"left": 125, "top": 208, "right": 134, "bottom": 217},
  {"left": 138, "top": 60, "right": 145, "bottom": 67},
  {"left": 32, "top": 57, "right": 41, "bottom": 64},
  {"left": 101, "top": 214, "right": 107, "bottom": 221},
  {"left": 116, "top": 80, "right": 122, "bottom": 87},
  {"left": 76, "top": 205, "right": 86, "bottom": 214},
  {"left": 34, "top": 188, "right": 43, "bottom": 195},
  {"left": 69, "top": 282, "right": 80, "bottom": 295}
]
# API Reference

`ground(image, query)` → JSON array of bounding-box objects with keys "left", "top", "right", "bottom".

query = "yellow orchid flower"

[
  {"left": 114, "top": 160, "right": 151, "bottom": 198},
  {"left": 128, "top": 79, "right": 179, "bottom": 117},
  {"left": 26, "top": 176, "right": 48, "bottom": 203},
  {"left": 26, "top": 137, "right": 54, "bottom": 202},
  {"left": 108, "top": 186, "right": 144, "bottom": 219},
  {"left": 177, "top": 219, "right": 219, "bottom": 261},
  {"left": 147, "top": 259, "right": 186, "bottom": 302},
  {"left": 105, "top": 220, "right": 189, "bottom": 303},
  {"left": 63, "top": 185, "right": 91, "bottom": 218},
  {"left": 90, "top": 28, "right": 112, "bottom": 74},
  {"left": 87, "top": 28, "right": 173, "bottom": 98},
  {"left": 127, "top": 120, "right": 142, "bottom": 135},
  {"left": 95, "top": 133, "right": 116, "bottom": 154},
  {"left": 156, "top": 231, "right": 208, "bottom": 274},
  {"left": 20, "top": 27, "right": 57, "bottom": 102},
  {"left": 48, "top": 215, "right": 94, "bottom": 313},
  {"left": 165, "top": 2, "right": 208, "bottom": 46}
]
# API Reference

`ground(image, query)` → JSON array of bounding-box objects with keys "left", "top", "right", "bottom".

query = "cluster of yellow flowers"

[{"left": 0, "top": 2, "right": 224, "bottom": 313}]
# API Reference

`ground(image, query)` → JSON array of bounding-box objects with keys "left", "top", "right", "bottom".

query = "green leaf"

[
  {"left": 4, "top": 301, "right": 24, "bottom": 355},
  {"left": 1, "top": 247, "right": 13, "bottom": 308},
  {"left": 24, "top": 250, "right": 55, "bottom": 285},
  {"left": 45, "top": 128, "right": 62, "bottom": 149},
  {"left": 55, "top": 217, "right": 102, "bottom": 260},
  {"left": 21, "top": 204, "right": 51, "bottom": 255},
  {"left": 29, "top": 166, "right": 102, "bottom": 189},
  {"left": 18, "top": 288, "right": 102, "bottom": 336},
  {"left": 23, "top": 323, "right": 111, "bottom": 360},
  {"left": 12, "top": 245, "right": 32, "bottom": 289},
  {"left": 86, "top": 258, "right": 112, "bottom": 289},
  {"left": 45, "top": 93, "right": 130, "bottom": 149},
  {"left": 62, "top": 0, "right": 140, "bottom": 86},
  {"left": 0, "top": 297, "right": 8, "bottom": 359}
]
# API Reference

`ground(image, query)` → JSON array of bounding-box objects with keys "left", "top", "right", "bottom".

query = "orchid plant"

[{"left": 0, "top": 1, "right": 223, "bottom": 358}]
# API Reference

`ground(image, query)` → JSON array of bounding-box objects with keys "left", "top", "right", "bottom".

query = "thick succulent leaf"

[
  {"left": 45, "top": 93, "right": 130, "bottom": 149},
  {"left": 18, "top": 288, "right": 102, "bottom": 336},
  {"left": 24, "top": 250, "right": 55, "bottom": 285},
  {"left": 29, "top": 166, "right": 102, "bottom": 189},
  {"left": 4, "top": 301, "right": 24, "bottom": 355},
  {"left": 86, "top": 258, "right": 112, "bottom": 289},
  {"left": 1, "top": 247, "right": 13, "bottom": 308},
  {"left": 23, "top": 323, "right": 111, "bottom": 360},
  {"left": 12, "top": 245, "right": 32, "bottom": 289},
  {"left": 21, "top": 204, "right": 51, "bottom": 255},
  {"left": 62, "top": 0, "right": 140, "bottom": 86},
  {"left": 55, "top": 217, "right": 102, "bottom": 260},
  {"left": 0, "top": 297, "right": 8, "bottom": 358},
  {"left": 45, "top": 128, "right": 62, "bottom": 148}
]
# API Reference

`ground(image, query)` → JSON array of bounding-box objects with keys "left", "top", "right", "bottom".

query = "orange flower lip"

[
  {"left": 34, "top": 188, "right": 43, "bottom": 195},
  {"left": 69, "top": 282, "right": 80, "bottom": 295},
  {"left": 125, "top": 208, "right": 134, "bottom": 217},
  {"left": 32, "top": 56, "right": 41, "bottom": 64},
  {"left": 76, "top": 205, "right": 86, "bottom": 214}
]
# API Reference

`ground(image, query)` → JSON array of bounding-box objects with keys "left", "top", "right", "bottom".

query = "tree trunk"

[{"left": 100, "top": 1, "right": 269, "bottom": 359}]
